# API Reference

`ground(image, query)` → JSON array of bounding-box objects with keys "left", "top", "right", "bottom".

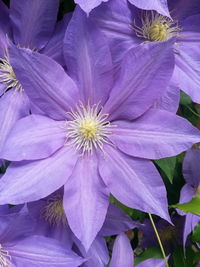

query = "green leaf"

[
  {"left": 191, "top": 223, "right": 200, "bottom": 243},
  {"left": 171, "top": 198, "right": 200, "bottom": 215},
  {"left": 180, "top": 91, "right": 192, "bottom": 105},
  {"left": 134, "top": 247, "right": 163, "bottom": 265},
  {"left": 155, "top": 156, "right": 176, "bottom": 183}
]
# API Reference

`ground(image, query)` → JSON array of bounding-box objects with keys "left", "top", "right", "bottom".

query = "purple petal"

[
  {"left": 64, "top": 154, "right": 109, "bottom": 251},
  {"left": 0, "top": 90, "right": 29, "bottom": 154},
  {"left": 129, "top": 0, "right": 170, "bottom": 17},
  {"left": 6, "top": 236, "right": 84, "bottom": 267},
  {"left": 104, "top": 41, "right": 174, "bottom": 120},
  {"left": 110, "top": 109, "right": 200, "bottom": 159},
  {"left": 64, "top": 7, "right": 113, "bottom": 106},
  {"left": 177, "top": 184, "right": 194, "bottom": 216},
  {"left": 0, "top": 28, "right": 8, "bottom": 58},
  {"left": 0, "top": 147, "right": 78, "bottom": 204},
  {"left": 10, "top": 0, "right": 59, "bottom": 50},
  {"left": 183, "top": 148, "right": 200, "bottom": 187},
  {"left": 42, "top": 14, "right": 72, "bottom": 66},
  {"left": 0, "top": 0, "right": 9, "bottom": 34},
  {"left": 1, "top": 114, "right": 66, "bottom": 161},
  {"left": 8, "top": 44, "right": 79, "bottom": 120},
  {"left": 183, "top": 213, "right": 200, "bottom": 247},
  {"left": 98, "top": 146, "right": 171, "bottom": 222},
  {"left": 109, "top": 233, "right": 134, "bottom": 267},
  {"left": 169, "top": 0, "right": 200, "bottom": 20},
  {"left": 99, "top": 204, "right": 138, "bottom": 236},
  {"left": 74, "top": 0, "right": 109, "bottom": 14},
  {"left": 137, "top": 258, "right": 167, "bottom": 267}
]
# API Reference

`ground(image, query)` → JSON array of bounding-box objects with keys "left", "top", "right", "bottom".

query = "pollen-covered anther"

[
  {"left": 65, "top": 102, "right": 114, "bottom": 155},
  {"left": 40, "top": 195, "right": 67, "bottom": 227},
  {"left": 0, "top": 55, "right": 23, "bottom": 92},
  {"left": 131, "top": 11, "right": 180, "bottom": 42},
  {"left": 0, "top": 244, "right": 11, "bottom": 267}
]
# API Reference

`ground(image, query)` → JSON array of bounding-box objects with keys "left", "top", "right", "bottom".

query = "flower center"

[
  {"left": 65, "top": 103, "right": 113, "bottom": 155},
  {"left": 0, "top": 55, "right": 22, "bottom": 92},
  {"left": 40, "top": 195, "right": 67, "bottom": 227},
  {"left": 0, "top": 244, "right": 11, "bottom": 267},
  {"left": 131, "top": 11, "right": 180, "bottom": 42}
]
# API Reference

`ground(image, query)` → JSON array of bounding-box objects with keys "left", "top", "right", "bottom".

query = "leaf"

[
  {"left": 191, "top": 223, "right": 200, "bottom": 243},
  {"left": 134, "top": 247, "right": 163, "bottom": 265},
  {"left": 154, "top": 156, "right": 176, "bottom": 183},
  {"left": 171, "top": 198, "right": 200, "bottom": 215},
  {"left": 180, "top": 91, "right": 192, "bottom": 105}
]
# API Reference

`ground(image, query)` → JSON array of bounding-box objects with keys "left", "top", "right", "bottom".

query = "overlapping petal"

[{"left": 74, "top": 0, "right": 109, "bottom": 14}]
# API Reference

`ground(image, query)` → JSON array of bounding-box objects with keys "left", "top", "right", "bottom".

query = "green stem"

[
  {"left": 186, "top": 105, "right": 200, "bottom": 118},
  {"left": 148, "top": 213, "right": 169, "bottom": 267}
]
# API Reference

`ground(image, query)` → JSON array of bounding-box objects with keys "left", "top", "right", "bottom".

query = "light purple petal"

[
  {"left": 0, "top": 147, "right": 78, "bottom": 204},
  {"left": 64, "top": 154, "right": 109, "bottom": 251},
  {"left": 109, "top": 233, "right": 133, "bottom": 267},
  {"left": 99, "top": 204, "right": 138, "bottom": 236},
  {"left": 8, "top": 44, "right": 79, "bottom": 120},
  {"left": 6, "top": 236, "right": 84, "bottom": 267},
  {"left": 129, "top": 0, "right": 170, "bottom": 17},
  {"left": 98, "top": 146, "right": 171, "bottom": 222},
  {"left": 183, "top": 148, "right": 200, "bottom": 187},
  {"left": 0, "top": 90, "right": 29, "bottom": 154},
  {"left": 183, "top": 213, "right": 200, "bottom": 247},
  {"left": 137, "top": 257, "right": 167, "bottom": 267},
  {"left": 1, "top": 114, "right": 66, "bottom": 161},
  {"left": 104, "top": 41, "right": 174, "bottom": 120},
  {"left": 110, "top": 109, "right": 200, "bottom": 159},
  {"left": 74, "top": 0, "right": 109, "bottom": 14},
  {"left": 0, "top": 28, "right": 8, "bottom": 58},
  {"left": 42, "top": 14, "right": 72, "bottom": 66},
  {"left": 177, "top": 184, "right": 194, "bottom": 216},
  {"left": 10, "top": 0, "right": 59, "bottom": 50},
  {"left": 64, "top": 7, "right": 113, "bottom": 106}
]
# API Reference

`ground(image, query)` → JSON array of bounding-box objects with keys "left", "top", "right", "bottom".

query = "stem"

[
  {"left": 186, "top": 105, "right": 200, "bottom": 118},
  {"left": 148, "top": 213, "right": 169, "bottom": 267}
]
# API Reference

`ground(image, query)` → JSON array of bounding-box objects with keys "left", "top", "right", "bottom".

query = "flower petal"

[
  {"left": 104, "top": 41, "right": 175, "bottom": 120},
  {"left": 64, "top": 7, "right": 113, "bottom": 106},
  {"left": 0, "top": 90, "right": 29, "bottom": 154},
  {"left": 0, "top": 0, "right": 9, "bottom": 34},
  {"left": 8, "top": 44, "right": 79, "bottom": 120},
  {"left": 1, "top": 114, "right": 66, "bottom": 161},
  {"left": 183, "top": 213, "right": 200, "bottom": 247},
  {"left": 74, "top": 0, "right": 109, "bottom": 14},
  {"left": 98, "top": 146, "right": 171, "bottom": 222},
  {"left": 64, "top": 154, "right": 109, "bottom": 251},
  {"left": 109, "top": 233, "right": 134, "bottom": 267},
  {"left": 137, "top": 258, "right": 167, "bottom": 267},
  {"left": 0, "top": 147, "right": 78, "bottom": 204},
  {"left": 6, "top": 236, "right": 84, "bottom": 267},
  {"left": 10, "top": 0, "right": 59, "bottom": 50},
  {"left": 129, "top": 0, "right": 170, "bottom": 17},
  {"left": 110, "top": 109, "right": 200, "bottom": 159}
]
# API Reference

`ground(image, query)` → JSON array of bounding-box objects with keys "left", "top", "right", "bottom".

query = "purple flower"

[
  {"left": 0, "top": 210, "right": 84, "bottom": 266},
  {"left": 137, "top": 257, "right": 168, "bottom": 267},
  {"left": 91, "top": 0, "right": 200, "bottom": 103},
  {"left": 109, "top": 233, "right": 134, "bottom": 267},
  {"left": 75, "top": 0, "right": 170, "bottom": 17},
  {"left": 0, "top": 8, "right": 200, "bottom": 250},
  {"left": 178, "top": 148, "right": 200, "bottom": 246},
  {"left": 0, "top": 0, "right": 70, "bottom": 156}
]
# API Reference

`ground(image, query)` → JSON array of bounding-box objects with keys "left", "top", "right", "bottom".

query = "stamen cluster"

[{"left": 0, "top": 245, "right": 11, "bottom": 267}]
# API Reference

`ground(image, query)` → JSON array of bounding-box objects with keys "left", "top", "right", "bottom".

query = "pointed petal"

[
  {"left": 1, "top": 114, "right": 66, "bottom": 161},
  {"left": 64, "top": 7, "right": 113, "bottom": 106},
  {"left": 109, "top": 233, "right": 134, "bottom": 267},
  {"left": 98, "top": 146, "right": 171, "bottom": 222},
  {"left": 183, "top": 213, "right": 200, "bottom": 247},
  {"left": 129, "top": 0, "right": 170, "bottom": 17},
  {"left": 110, "top": 109, "right": 200, "bottom": 159},
  {"left": 10, "top": 0, "right": 59, "bottom": 50},
  {"left": 104, "top": 41, "right": 175, "bottom": 120},
  {"left": 0, "top": 90, "right": 29, "bottom": 154},
  {"left": 0, "top": 147, "right": 78, "bottom": 204},
  {"left": 137, "top": 258, "right": 167, "bottom": 267},
  {"left": 6, "top": 236, "right": 84, "bottom": 267},
  {"left": 177, "top": 184, "right": 194, "bottom": 216},
  {"left": 8, "top": 44, "right": 79, "bottom": 120},
  {"left": 74, "top": 0, "right": 109, "bottom": 14},
  {"left": 99, "top": 204, "right": 137, "bottom": 236},
  {"left": 64, "top": 154, "right": 109, "bottom": 251}
]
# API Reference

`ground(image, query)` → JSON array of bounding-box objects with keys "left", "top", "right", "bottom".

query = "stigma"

[
  {"left": 0, "top": 55, "right": 22, "bottom": 92},
  {"left": 40, "top": 194, "right": 67, "bottom": 227},
  {"left": 131, "top": 11, "right": 180, "bottom": 42},
  {"left": 0, "top": 244, "right": 11, "bottom": 267},
  {"left": 65, "top": 102, "right": 113, "bottom": 155}
]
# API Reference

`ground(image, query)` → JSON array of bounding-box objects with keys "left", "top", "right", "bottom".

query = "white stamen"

[{"left": 0, "top": 244, "right": 11, "bottom": 267}]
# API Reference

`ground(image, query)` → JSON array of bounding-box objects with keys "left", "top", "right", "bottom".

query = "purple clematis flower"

[
  {"left": 0, "top": 8, "right": 200, "bottom": 250},
  {"left": 178, "top": 147, "right": 200, "bottom": 246},
  {"left": 91, "top": 0, "right": 200, "bottom": 103},
  {"left": 0, "top": 209, "right": 84, "bottom": 267},
  {"left": 0, "top": 0, "right": 70, "bottom": 156},
  {"left": 137, "top": 257, "right": 168, "bottom": 267},
  {"left": 27, "top": 189, "right": 135, "bottom": 267},
  {"left": 109, "top": 233, "right": 134, "bottom": 267},
  {"left": 75, "top": 0, "right": 170, "bottom": 17}
]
